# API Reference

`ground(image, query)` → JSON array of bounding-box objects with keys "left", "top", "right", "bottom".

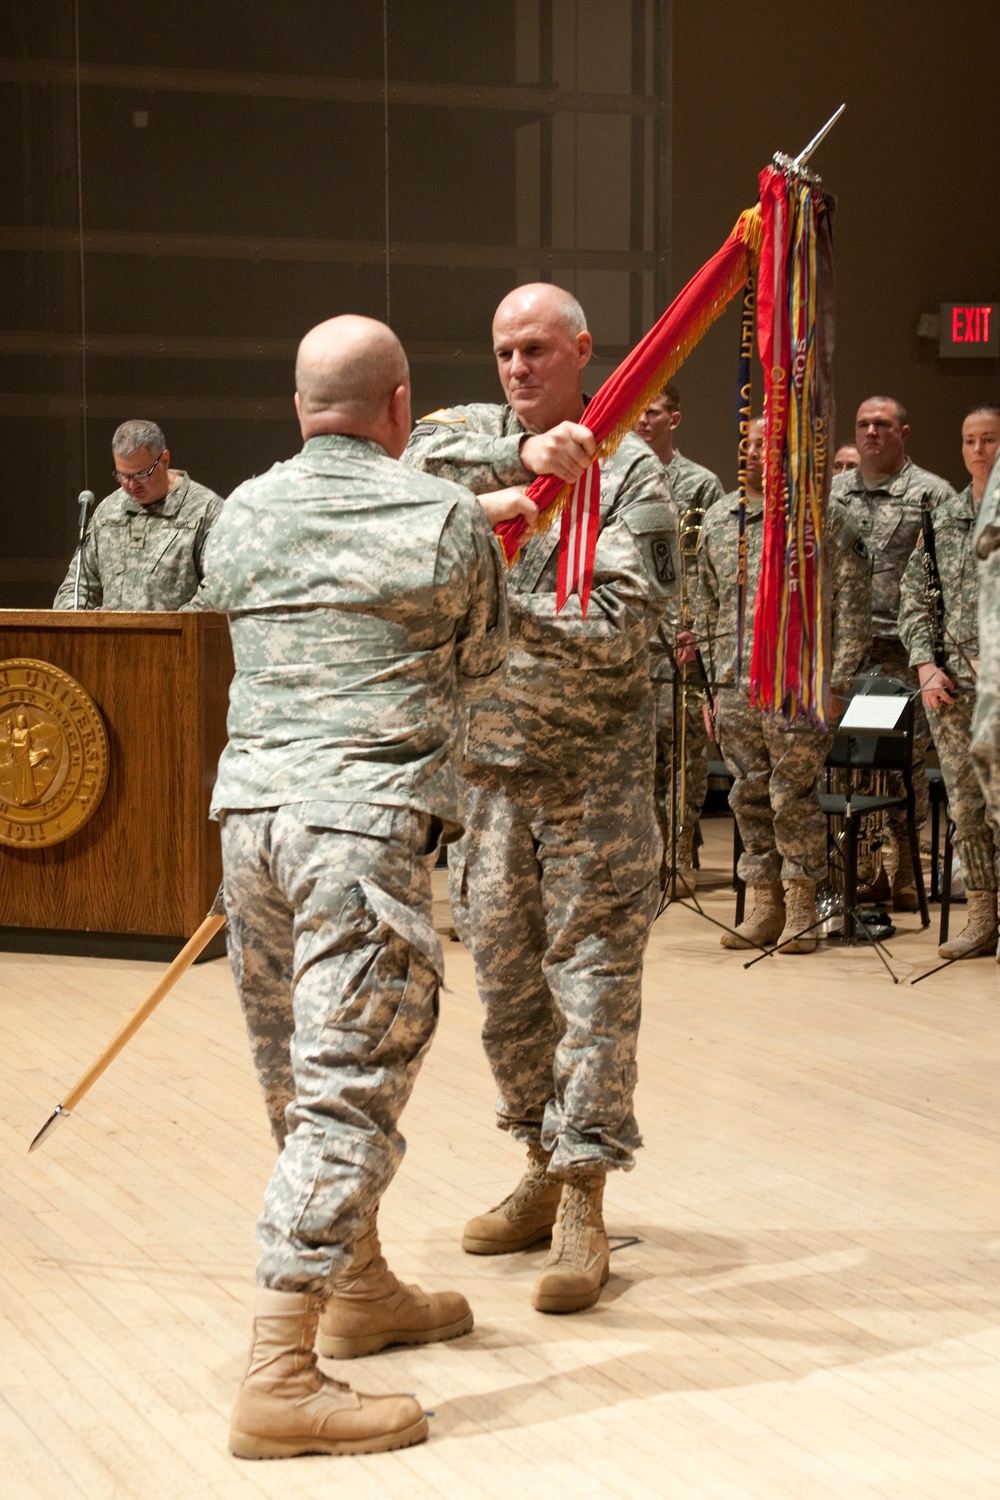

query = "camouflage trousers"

[
  {"left": 653, "top": 677, "right": 708, "bottom": 870},
  {"left": 221, "top": 802, "right": 442, "bottom": 1293},
  {"left": 715, "top": 688, "right": 833, "bottom": 884},
  {"left": 868, "top": 638, "right": 931, "bottom": 836},
  {"left": 448, "top": 761, "right": 660, "bottom": 1172},
  {"left": 971, "top": 686, "right": 1000, "bottom": 843},
  {"left": 926, "top": 691, "right": 1000, "bottom": 891}
]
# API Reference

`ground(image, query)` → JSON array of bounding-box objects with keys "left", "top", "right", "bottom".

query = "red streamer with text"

[{"left": 751, "top": 164, "right": 830, "bottom": 723}]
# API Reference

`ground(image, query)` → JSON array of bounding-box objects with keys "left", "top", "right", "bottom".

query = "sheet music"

[{"left": 838, "top": 695, "right": 907, "bottom": 731}]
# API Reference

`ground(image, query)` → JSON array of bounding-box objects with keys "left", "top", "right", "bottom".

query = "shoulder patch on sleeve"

[
  {"left": 621, "top": 501, "right": 675, "bottom": 581},
  {"left": 418, "top": 408, "right": 467, "bottom": 425},
  {"left": 853, "top": 535, "right": 869, "bottom": 559},
  {"left": 651, "top": 537, "right": 676, "bottom": 584}
]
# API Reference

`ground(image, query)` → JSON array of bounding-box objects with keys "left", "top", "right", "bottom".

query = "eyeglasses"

[{"left": 114, "top": 452, "right": 164, "bottom": 485}]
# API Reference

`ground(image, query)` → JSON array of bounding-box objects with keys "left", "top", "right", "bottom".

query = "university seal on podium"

[{"left": 0, "top": 658, "right": 109, "bottom": 848}]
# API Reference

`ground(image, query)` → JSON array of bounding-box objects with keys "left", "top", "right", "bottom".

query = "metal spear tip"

[
  {"left": 773, "top": 104, "right": 846, "bottom": 184},
  {"left": 28, "top": 1104, "right": 69, "bottom": 1153},
  {"left": 792, "top": 103, "right": 846, "bottom": 169}
]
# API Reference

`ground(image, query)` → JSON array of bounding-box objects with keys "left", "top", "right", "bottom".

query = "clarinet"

[{"left": 920, "top": 504, "right": 947, "bottom": 671}]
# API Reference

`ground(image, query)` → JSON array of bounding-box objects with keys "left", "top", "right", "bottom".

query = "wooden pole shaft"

[{"left": 59, "top": 912, "right": 227, "bottom": 1113}]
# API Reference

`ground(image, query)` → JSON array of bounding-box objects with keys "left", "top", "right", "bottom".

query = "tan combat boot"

[
  {"left": 462, "top": 1142, "right": 562, "bottom": 1254},
  {"left": 938, "top": 890, "right": 999, "bottom": 960},
  {"left": 720, "top": 881, "right": 785, "bottom": 950},
  {"left": 776, "top": 879, "right": 819, "bottom": 954},
  {"left": 228, "top": 1289, "right": 427, "bottom": 1460},
  {"left": 532, "top": 1168, "right": 610, "bottom": 1314},
  {"left": 317, "top": 1218, "right": 473, "bottom": 1359}
]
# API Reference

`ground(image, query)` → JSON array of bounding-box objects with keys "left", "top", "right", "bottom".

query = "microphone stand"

[{"left": 73, "top": 489, "right": 95, "bottom": 610}]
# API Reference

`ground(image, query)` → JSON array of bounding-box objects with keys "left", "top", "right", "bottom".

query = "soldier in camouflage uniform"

[
  {"left": 832, "top": 442, "right": 861, "bottom": 475},
  {"left": 900, "top": 407, "right": 1000, "bottom": 958},
  {"left": 53, "top": 420, "right": 223, "bottom": 611},
  {"left": 971, "top": 450, "right": 1000, "bottom": 888},
  {"left": 204, "top": 317, "right": 514, "bottom": 1460},
  {"left": 830, "top": 397, "right": 956, "bottom": 908},
  {"left": 403, "top": 282, "right": 677, "bottom": 1315},
  {"left": 635, "top": 383, "right": 724, "bottom": 888},
  {"left": 698, "top": 417, "right": 872, "bottom": 953}
]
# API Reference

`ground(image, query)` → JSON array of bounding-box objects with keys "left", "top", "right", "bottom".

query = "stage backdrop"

[
  {"left": 0, "top": 0, "right": 671, "bottom": 607},
  {"left": 2, "top": 0, "right": 998, "bottom": 611}
]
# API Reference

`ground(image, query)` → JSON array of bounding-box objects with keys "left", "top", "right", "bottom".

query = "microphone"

[
  {"left": 76, "top": 489, "right": 95, "bottom": 540},
  {"left": 74, "top": 490, "right": 96, "bottom": 610}
]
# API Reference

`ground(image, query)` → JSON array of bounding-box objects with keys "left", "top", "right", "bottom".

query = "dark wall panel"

[
  {"left": 0, "top": 1, "right": 661, "bottom": 605},
  {"left": 670, "top": 0, "right": 1000, "bottom": 492}
]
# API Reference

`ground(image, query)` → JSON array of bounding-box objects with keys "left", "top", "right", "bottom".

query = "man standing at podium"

[
  {"left": 204, "top": 315, "right": 521, "bottom": 1460},
  {"left": 53, "top": 419, "right": 223, "bottom": 611}
]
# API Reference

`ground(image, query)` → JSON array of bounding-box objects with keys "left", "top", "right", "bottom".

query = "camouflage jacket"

[
  {"left": 829, "top": 456, "right": 956, "bottom": 638},
  {"left": 204, "top": 433, "right": 508, "bottom": 828},
  {"left": 403, "top": 403, "right": 677, "bottom": 774},
  {"left": 53, "top": 472, "right": 224, "bottom": 612},
  {"left": 898, "top": 484, "right": 979, "bottom": 685},
  {"left": 665, "top": 449, "right": 725, "bottom": 517},
  {"left": 696, "top": 491, "right": 872, "bottom": 692}
]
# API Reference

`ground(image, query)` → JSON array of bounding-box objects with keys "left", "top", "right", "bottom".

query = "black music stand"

[{"left": 743, "top": 673, "right": 927, "bottom": 982}]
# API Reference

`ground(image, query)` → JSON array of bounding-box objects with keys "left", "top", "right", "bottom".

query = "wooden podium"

[{"left": 0, "top": 611, "right": 233, "bottom": 959}]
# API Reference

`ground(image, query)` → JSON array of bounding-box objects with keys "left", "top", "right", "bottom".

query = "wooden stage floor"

[{"left": 3, "top": 817, "right": 1000, "bottom": 1499}]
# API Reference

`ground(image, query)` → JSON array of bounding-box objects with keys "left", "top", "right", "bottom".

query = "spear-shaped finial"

[
  {"left": 774, "top": 103, "right": 846, "bottom": 183},
  {"left": 792, "top": 103, "right": 845, "bottom": 169}
]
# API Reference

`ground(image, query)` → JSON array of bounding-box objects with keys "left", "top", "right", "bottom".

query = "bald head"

[
  {"left": 294, "top": 315, "right": 411, "bottom": 454},
  {"left": 492, "top": 283, "right": 592, "bottom": 433},
  {"left": 493, "top": 283, "right": 588, "bottom": 341}
]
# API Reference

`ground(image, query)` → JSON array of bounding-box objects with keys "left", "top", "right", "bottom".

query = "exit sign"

[{"left": 939, "top": 303, "right": 999, "bottom": 358}]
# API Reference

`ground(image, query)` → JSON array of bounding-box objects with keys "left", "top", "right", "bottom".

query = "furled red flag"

[
  {"left": 750, "top": 164, "right": 835, "bottom": 725},
  {"left": 494, "top": 125, "right": 838, "bottom": 728},
  {"left": 493, "top": 208, "right": 763, "bottom": 610}
]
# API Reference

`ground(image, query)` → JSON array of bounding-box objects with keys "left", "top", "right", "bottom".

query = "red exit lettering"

[{"left": 952, "top": 306, "right": 993, "bottom": 343}]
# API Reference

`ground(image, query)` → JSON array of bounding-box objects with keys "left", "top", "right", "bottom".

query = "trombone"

[{"left": 674, "top": 503, "right": 706, "bottom": 817}]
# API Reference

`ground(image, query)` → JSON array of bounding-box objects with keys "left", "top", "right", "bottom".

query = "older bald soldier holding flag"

[
  {"left": 404, "top": 283, "right": 678, "bottom": 1316},
  {"left": 203, "top": 315, "right": 531, "bottom": 1460}
]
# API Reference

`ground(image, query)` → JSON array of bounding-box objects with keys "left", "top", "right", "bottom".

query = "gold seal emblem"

[{"left": 0, "top": 658, "right": 109, "bottom": 848}]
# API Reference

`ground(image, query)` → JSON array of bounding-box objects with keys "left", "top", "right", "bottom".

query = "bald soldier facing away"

[
  {"left": 203, "top": 316, "right": 521, "bottom": 1460},
  {"left": 404, "top": 283, "right": 678, "bottom": 1316}
]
